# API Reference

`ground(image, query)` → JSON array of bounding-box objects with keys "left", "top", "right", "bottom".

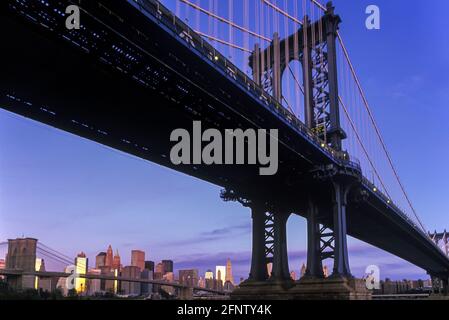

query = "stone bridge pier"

[{"left": 5, "top": 238, "right": 38, "bottom": 291}]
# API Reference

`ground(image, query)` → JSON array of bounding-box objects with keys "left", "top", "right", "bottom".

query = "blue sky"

[{"left": 1, "top": 0, "right": 449, "bottom": 282}]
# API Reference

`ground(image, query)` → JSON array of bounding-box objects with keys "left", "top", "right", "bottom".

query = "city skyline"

[
  {"left": 1, "top": 0, "right": 449, "bottom": 285},
  {"left": 0, "top": 236, "right": 435, "bottom": 282}
]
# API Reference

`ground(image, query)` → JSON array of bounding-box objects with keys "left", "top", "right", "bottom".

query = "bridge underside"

[
  {"left": 0, "top": 6, "right": 325, "bottom": 204},
  {"left": 1, "top": 0, "right": 448, "bottom": 279}
]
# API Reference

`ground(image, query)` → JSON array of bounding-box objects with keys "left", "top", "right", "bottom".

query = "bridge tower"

[
  {"left": 250, "top": 2, "right": 352, "bottom": 278},
  {"left": 229, "top": 2, "right": 364, "bottom": 299},
  {"left": 5, "top": 238, "right": 38, "bottom": 291},
  {"left": 250, "top": 2, "right": 346, "bottom": 151}
]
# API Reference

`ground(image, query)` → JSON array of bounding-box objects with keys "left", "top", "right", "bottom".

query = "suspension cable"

[
  {"left": 310, "top": 0, "right": 326, "bottom": 11},
  {"left": 181, "top": 0, "right": 425, "bottom": 232},
  {"left": 301, "top": 0, "right": 426, "bottom": 232},
  {"left": 339, "top": 96, "right": 392, "bottom": 200},
  {"left": 195, "top": 30, "right": 251, "bottom": 52},
  {"left": 179, "top": 0, "right": 271, "bottom": 42},
  {"left": 335, "top": 32, "right": 427, "bottom": 232},
  {"left": 38, "top": 242, "right": 74, "bottom": 261},
  {"left": 288, "top": 64, "right": 305, "bottom": 95},
  {"left": 261, "top": 0, "right": 303, "bottom": 26}
]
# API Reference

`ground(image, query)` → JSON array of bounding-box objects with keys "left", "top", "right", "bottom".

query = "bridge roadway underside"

[{"left": 1, "top": 1, "right": 448, "bottom": 276}]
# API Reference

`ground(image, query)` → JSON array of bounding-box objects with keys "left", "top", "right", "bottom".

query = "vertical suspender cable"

[{"left": 284, "top": 0, "right": 291, "bottom": 110}]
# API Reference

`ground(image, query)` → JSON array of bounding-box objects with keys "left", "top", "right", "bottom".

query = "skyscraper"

[
  {"left": 290, "top": 271, "right": 297, "bottom": 281},
  {"left": 162, "top": 260, "right": 173, "bottom": 273},
  {"left": 205, "top": 270, "right": 214, "bottom": 280},
  {"left": 300, "top": 263, "right": 306, "bottom": 278},
  {"left": 215, "top": 266, "right": 226, "bottom": 285},
  {"left": 144, "top": 261, "right": 155, "bottom": 272},
  {"left": 155, "top": 262, "right": 165, "bottom": 275},
  {"left": 95, "top": 252, "right": 106, "bottom": 269},
  {"left": 75, "top": 252, "right": 88, "bottom": 294},
  {"left": 87, "top": 268, "right": 102, "bottom": 296},
  {"left": 105, "top": 245, "right": 113, "bottom": 269},
  {"left": 205, "top": 270, "right": 214, "bottom": 290},
  {"left": 154, "top": 262, "right": 164, "bottom": 280},
  {"left": 323, "top": 265, "right": 329, "bottom": 278},
  {"left": 34, "top": 258, "right": 43, "bottom": 289},
  {"left": 225, "top": 258, "right": 234, "bottom": 284},
  {"left": 112, "top": 249, "right": 121, "bottom": 271},
  {"left": 121, "top": 266, "right": 141, "bottom": 296},
  {"left": 141, "top": 269, "right": 154, "bottom": 296},
  {"left": 131, "top": 250, "right": 145, "bottom": 271},
  {"left": 267, "top": 263, "right": 273, "bottom": 277},
  {"left": 0, "top": 259, "right": 5, "bottom": 280}
]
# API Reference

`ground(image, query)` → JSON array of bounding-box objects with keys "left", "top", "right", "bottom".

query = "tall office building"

[
  {"left": 162, "top": 260, "right": 173, "bottom": 273},
  {"left": 198, "top": 277, "right": 205, "bottom": 288},
  {"left": 323, "top": 265, "right": 329, "bottom": 278},
  {"left": 267, "top": 262, "right": 273, "bottom": 277},
  {"left": 141, "top": 269, "right": 154, "bottom": 296},
  {"left": 290, "top": 271, "right": 297, "bottom": 281},
  {"left": 215, "top": 266, "right": 226, "bottom": 285},
  {"left": 155, "top": 262, "right": 165, "bottom": 275},
  {"left": 131, "top": 250, "right": 145, "bottom": 271},
  {"left": 0, "top": 259, "right": 5, "bottom": 280},
  {"left": 163, "top": 272, "right": 174, "bottom": 282},
  {"left": 95, "top": 252, "right": 106, "bottom": 269},
  {"left": 105, "top": 245, "right": 113, "bottom": 269},
  {"left": 300, "top": 263, "right": 306, "bottom": 278},
  {"left": 34, "top": 258, "right": 44, "bottom": 289},
  {"left": 225, "top": 258, "right": 234, "bottom": 284},
  {"left": 113, "top": 250, "right": 121, "bottom": 271},
  {"left": 121, "top": 266, "right": 141, "bottom": 296},
  {"left": 87, "top": 268, "right": 102, "bottom": 295},
  {"left": 99, "top": 266, "right": 115, "bottom": 293},
  {"left": 145, "top": 260, "right": 155, "bottom": 272},
  {"left": 75, "top": 252, "right": 88, "bottom": 294},
  {"left": 205, "top": 269, "right": 214, "bottom": 280}
]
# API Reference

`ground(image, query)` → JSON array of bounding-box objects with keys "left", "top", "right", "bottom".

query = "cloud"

[{"left": 160, "top": 223, "right": 251, "bottom": 247}]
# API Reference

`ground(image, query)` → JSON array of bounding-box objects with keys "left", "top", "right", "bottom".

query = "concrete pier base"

[
  {"left": 290, "top": 276, "right": 371, "bottom": 300},
  {"left": 231, "top": 280, "right": 295, "bottom": 300},
  {"left": 231, "top": 277, "right": 371, "bottom": 300}
]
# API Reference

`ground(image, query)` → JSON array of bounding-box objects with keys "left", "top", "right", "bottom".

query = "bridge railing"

[{"left": 361, "top": 176, "right": 432, "bottom": 241}]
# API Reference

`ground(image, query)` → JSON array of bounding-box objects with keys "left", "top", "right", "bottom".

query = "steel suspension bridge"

[{"left": 0, "top": 0, "right": 448, "bottom": 298}]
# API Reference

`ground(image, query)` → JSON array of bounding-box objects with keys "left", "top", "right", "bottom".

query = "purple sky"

[{"left": 1, "top": 0, "right": 449, "bottom": 282}]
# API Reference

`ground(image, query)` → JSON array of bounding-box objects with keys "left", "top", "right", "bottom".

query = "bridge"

[
  {"left": 0, "top": 269, "right": 226, "bottom": 298},
  {"left": 0, "top": 0, "right": 448, "bottom": 299},
  {"left": 0, "top": 240, "right": 227, "bottom": 299}
]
